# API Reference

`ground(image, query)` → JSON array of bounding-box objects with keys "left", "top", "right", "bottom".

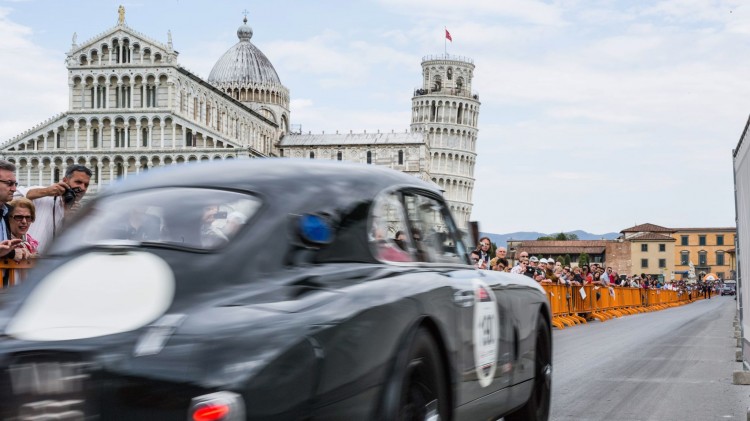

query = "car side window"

[
  {"left": 403, "top": 193, "right": 465, "bottom": 264},
  {"left": 369, "top": 191, "right": 416, "bottom": 263}
]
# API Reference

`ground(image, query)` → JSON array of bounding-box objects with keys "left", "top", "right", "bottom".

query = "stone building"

[
  {"left": 0, "top": 9, "right": 481, "bottom": 228},
  {"left": 280, "top": 54, "right": 480, "bottom": 227}
]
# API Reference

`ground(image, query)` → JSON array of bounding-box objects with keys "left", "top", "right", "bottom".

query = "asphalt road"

[{"left": 550, "top": 295, "right": 747, "bottom": 421}]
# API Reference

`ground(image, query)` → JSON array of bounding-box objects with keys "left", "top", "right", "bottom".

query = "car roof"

[{"left": 101, "top": 158, "right": 441, "bottom": 199}]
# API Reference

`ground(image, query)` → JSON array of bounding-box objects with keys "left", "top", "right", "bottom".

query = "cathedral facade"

[{"left": 0, "top": 10, "right": 480, "bottom": 227}]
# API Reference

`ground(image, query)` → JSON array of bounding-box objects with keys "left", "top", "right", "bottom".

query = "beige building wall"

[
  {"left": 672, "top": 228, "right": 736, "bottom": 280},
  {"left": 629, "top": 238, "right": 675, "bottom": 279}
]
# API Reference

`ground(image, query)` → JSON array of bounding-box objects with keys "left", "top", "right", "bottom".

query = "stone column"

[
  {"left": 38, "top": 163, "right": 43, "bottom": 185},
  {"left": 147, "top": 124, "right": 153, "bottom": 149},
  {"left": 160, "top": 123, "right": 165, "bottom": 148},
  {"left": 26, "top": 165, "right": 31, "bottom": 188},
  {"left": 74, "top": 124, "right": 79, "bottom": 150},
  {"left": 129, "top": 81, "right": 134, "bottom": 109},
  {"left": 135, "top": 123, "right": 140, "bottom": 150},
  {"left": 123, "top": 162, "right": 129, "bottom": 179},
  {"left": 104, "top": 84, "right": 109, "bottom": 109},
  {"left": 86, "top": 125, "right": 91, "bottom": 149},
  {"left": 108, "top": 163, "right": 114, "bottom": 185},
  {"left": 172, "top": 123, "right": 176, "bottom": 149},
  {"left": 96, "top": 162, "right": 103, "bottom": 185},
  {"left": 167, "top": 80, "right": 172, "bottom": 110}
]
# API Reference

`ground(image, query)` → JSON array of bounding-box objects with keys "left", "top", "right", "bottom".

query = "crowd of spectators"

[{"left": 471, "top": 238, "right": 715, "bottom": 295}]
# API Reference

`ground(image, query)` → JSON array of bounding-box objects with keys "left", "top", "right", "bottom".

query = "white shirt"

[{"left": 16, "top": 186, "right": 64, "bottom": 255}]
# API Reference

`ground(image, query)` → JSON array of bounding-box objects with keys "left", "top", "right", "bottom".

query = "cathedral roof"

[
  {"left": 279, "top": 132, "right": 425, "bottom": 146},
  {"left": 208, "top": 17, "right": 282, "bottom": 87}
]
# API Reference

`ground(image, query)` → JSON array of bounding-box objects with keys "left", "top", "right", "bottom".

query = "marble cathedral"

[{"left": 0, "top": 8, "right": 480, "bottom": 227}]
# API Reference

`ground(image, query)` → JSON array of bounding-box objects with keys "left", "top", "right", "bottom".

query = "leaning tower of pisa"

[{"left": 410, "top": 54, "right": 480, "bottom": 229}]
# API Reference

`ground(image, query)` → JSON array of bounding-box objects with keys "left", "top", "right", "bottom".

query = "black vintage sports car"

[{"left": 0, "top": 160, "right": 551, "bottom": 421}]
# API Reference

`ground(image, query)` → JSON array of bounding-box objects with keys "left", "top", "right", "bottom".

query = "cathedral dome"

[{"left": 208, "top": 17, "right": 282, "bottom": 87}]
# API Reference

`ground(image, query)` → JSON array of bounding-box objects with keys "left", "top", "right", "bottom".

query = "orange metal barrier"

[
  {"left": 0, "top": 259, "right": 35, "bottom": 289},
  {"left": 544, "top": 284, "right": 703, "bottom": 329}
]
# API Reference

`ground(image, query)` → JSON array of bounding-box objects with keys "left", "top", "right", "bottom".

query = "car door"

[{"left": 400, "top": 192, "right": 513, "bottom": 418}]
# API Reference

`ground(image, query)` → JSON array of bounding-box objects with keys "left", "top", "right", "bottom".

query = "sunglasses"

[
  {"left": 12, "top": 215, "right": 32, "bottom": 222},
  {"left": 0, "top": 179, "right": 18, "bottom": 187}
]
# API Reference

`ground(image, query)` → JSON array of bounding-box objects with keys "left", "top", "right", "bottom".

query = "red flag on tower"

[{"left": 445, "top": 28, "right": 452, "bottom": 42}]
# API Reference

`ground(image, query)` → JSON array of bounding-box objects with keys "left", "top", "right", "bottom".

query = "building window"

[
  {"left": 717, "top": 235, "right": 724, "bottom": 246},
  {"left": 337, "top": 151, "right": 342, "bottom": 161},
  {"left": 641, "top": 259, "right": 648, "bottom": 268},
  {"left": 680, "top": 251, "right": 689, "bottom": 266},
  {"left": 309, "top": 151, "right": 314, "bottom": 159},
  {"left": 699, "top": 235, "right": 706, "bottom": 246},
  {"left": 367, "top": 151, "right": 372, "bottom": 164},
  {"left": 641, "top": 244, "right": 648, "bottom": 252},
  {"left": 398, "top": 150, "right": 404, "bottom": 165},
  {"left": 698, "top": 251, "right": 707, "bottom": 266},
  {"left": 716, "top": 251, "right": 725, "bottom": 266},
  {"left": 658, "top": 259, "right": 666, "bottom": 268},
  {"left": 659, "top": 244, "right": 666, "bottom": 252},
  {"left": 279, "top": 149, "right": 284, "bottom": 157},
  {"left": 681, "top": 235, "right": 688, "bottom": 246}
]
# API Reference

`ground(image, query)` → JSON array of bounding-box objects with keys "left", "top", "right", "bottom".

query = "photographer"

[{"left": 16, "top": 164, "right": 91, "bottom": 255}]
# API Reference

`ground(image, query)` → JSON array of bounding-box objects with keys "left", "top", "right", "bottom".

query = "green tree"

[
  {"left": 538, "top": 232, "right": 579, "bottom": 241},
  {"left": 578, "top": 252, "right": 590, "bottom": 267},
  {"left": 563, "top": 254, "right": 572, "bottom": 267}
]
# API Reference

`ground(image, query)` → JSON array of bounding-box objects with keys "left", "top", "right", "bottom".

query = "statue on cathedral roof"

[{"left": 118, "top": 5, "right": 125, "bottom": 25}]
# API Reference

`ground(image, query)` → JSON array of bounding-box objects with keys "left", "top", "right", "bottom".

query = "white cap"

[{"left": 539, "top": 258, "right": 548, "bottom": 264}]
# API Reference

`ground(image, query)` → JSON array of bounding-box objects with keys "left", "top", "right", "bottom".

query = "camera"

[{"left": 62, "top": 187, "right": 82, "bottom": 205}]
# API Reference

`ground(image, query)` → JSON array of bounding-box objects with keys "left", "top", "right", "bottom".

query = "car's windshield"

[{"left": 51, "top": 187, "right": 261, "bottom": 253}]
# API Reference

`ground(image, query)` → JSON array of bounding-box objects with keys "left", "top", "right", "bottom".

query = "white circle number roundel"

[{"left": 473, "top": 279, "right": 499, "bottom": 388}]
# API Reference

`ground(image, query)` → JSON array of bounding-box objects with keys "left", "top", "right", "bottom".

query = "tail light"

[{"left": 189, "top": 391, "right": 245, "bottom": 421}]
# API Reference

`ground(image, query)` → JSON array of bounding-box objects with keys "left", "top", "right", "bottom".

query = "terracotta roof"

[
  {"left": 518, "top": 246, "right": 606, "bottom": 255},
  {"left": 620, "top": 223, "right": 675, "bottom": 233},
  {"left": 628, "top": 233, "right": 675, "bottom": 241},
  {"left": 511, "top": 240, "right": 612, "bottom": 247}
]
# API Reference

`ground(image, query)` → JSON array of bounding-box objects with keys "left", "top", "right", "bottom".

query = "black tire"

[
  {"left": 392, "top": 328, "right": 449, "bottom": 421},
  {"left": 506, "top": 316, "right": 552, "bottom": 421}
]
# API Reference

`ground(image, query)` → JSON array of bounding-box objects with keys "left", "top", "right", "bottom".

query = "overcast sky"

[{"left": 0, "top": 0, "right": 746, "bottom": 234}]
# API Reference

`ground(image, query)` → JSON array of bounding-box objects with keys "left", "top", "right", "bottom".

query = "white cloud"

[{"left": 0, "top": 7, "right": 67, "bottom": 142}]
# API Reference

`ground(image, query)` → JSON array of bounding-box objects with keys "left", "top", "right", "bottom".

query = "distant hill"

[{"left": 479, "top": 230, "right": 621, "bottom": 248}]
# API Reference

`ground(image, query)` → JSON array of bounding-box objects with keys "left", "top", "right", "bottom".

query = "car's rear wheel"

[
  {"left": 396, "top": 328, "right": 449, "bottom": 421},
  {"left": 506, "top": 315, "right": 551, "bottom": 421}
]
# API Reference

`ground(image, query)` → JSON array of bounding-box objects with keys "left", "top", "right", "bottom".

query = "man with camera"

[{"left": 16, "top": 164, "right": 91, "bottom": 254}]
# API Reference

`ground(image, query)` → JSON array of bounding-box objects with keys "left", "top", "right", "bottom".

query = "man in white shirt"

[{"left": 16, "top": 165, "right": 91, "bottom": 254}]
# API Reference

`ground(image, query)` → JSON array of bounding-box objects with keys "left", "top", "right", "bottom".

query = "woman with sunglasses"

[{"left": 8, "top": 198, "right": 38, "bottom": 257}]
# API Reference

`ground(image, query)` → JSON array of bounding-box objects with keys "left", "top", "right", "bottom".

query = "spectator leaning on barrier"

[{"left": 571, "top": 266, "right": 584, "bottom": 286}]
